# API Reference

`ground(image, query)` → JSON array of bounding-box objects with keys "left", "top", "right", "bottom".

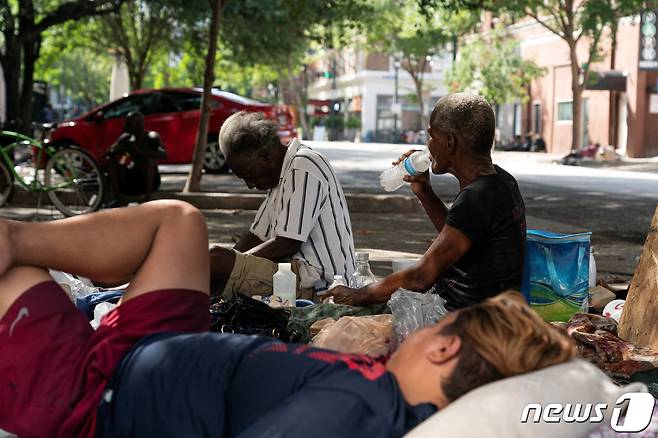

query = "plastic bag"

[
  {"left": 90, "top": 302, "right": 118, "bottom": 330},
  {"left": 388, "top": 290, "right": 448, "bottom": 345},
  {"left": 521, "top": 230, "right": 591, "bottom": 322},
  {"left": 49, "top": 269, "right": 99, "bottom": 300},
  {"left": 311, "top": 314, "right": 393, "bottom": 356}
]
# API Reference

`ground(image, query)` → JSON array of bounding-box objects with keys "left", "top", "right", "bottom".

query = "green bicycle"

[{"left": 0, "top": 126, "right": 105, "bottom": 216}]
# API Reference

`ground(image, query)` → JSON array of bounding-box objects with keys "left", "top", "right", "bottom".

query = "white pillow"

[{"left": 405, "top": 359, "right": 647, "bottom": 438}]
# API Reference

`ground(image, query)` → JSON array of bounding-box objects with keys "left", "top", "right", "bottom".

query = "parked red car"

[{"left": 50, "top": 88, "right": 295, "bottom": 172}]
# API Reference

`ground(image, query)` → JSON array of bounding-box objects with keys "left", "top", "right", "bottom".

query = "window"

[
  {"left": 557, "top": 101, "right": 573, "bottom": 122},
  {"left": 533, "top": 102, "right": 542, "bottom": 134},
  {"left": 513, "top": 103, "right": 522, "bottom": 136},
  {"left": 102, "top": 94, "right": 157, "bottom": 119}
]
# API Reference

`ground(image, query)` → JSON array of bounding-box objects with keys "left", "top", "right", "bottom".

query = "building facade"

[
  {"left": 495, "top": 13, "right": 658, "bottom": 158},
  {"left": 306, "top": 48, "right": 451, "bottom": 143}
]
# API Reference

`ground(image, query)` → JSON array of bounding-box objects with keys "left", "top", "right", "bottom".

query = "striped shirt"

[{"left": 250, "top": 139, "right": 356, "bottom": 287}]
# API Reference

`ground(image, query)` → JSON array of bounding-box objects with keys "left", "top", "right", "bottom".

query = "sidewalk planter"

[{"left": 522, "top": 230, "right": 591, "bottom": 322}]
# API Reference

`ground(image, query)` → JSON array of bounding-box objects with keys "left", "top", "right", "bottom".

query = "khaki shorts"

[{"left": 223, "top": 250, "right": 315, "bottom": 301}]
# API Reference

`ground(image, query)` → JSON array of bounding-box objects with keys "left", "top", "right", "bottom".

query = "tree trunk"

[
  {"left": 286, "top": 67, "right": 310, "bottom": 140},
  {"left": 19, "top": 36, "right": 40, "bottom": 134},
  {"left": 1, "top": 47, "right": 21, "bottom": 130},
  {"left": 183, "top": 0, "right": 222, "bottom": 193},
  {"left": 571, "top": 83, "right": 584, "bottom": 151},
  {"left": 409, "top": 69, "right": 425, "bottom": 129},
  {"left": 569, "top": 44, "right": 584, "bottom": 151},
  {"left": 609, "top": 23, "right": 618, "bottom": 148}
]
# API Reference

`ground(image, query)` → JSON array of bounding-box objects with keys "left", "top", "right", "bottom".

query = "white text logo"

[{"left": 520, "top": 392, "right": 655, "bottom": 432}]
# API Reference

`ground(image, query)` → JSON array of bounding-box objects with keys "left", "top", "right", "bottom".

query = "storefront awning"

[{"left": 586, "top": 71, "right": 627, "bottom": 91}]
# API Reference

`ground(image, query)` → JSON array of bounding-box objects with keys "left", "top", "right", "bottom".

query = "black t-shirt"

[
  {"left": 98, "top": 333, "right": 435, "bottom": 438},
  {"left": 436, "top": 165, "right": 526, "bottom": 310}
]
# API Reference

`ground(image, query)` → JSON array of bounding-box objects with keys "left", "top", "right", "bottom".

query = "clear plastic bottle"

[
  {"left": 273, "top": 263, "right": 297, "bottom": 307},
  {"left": 348, "top": 253, "right": 376, "bottom": 288},
  {"left": 379, "top": 149, "right": 432, "bottom": 192},
  {"left": 329, "top": 275, "right": 347, "bottom": 289}
]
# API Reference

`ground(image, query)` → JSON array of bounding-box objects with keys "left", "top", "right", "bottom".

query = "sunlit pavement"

[
  {"left": 160, "top": 141, "right": 658, "bottom": 279},
  {"left": 2, "top": 142, "right": 656, "bottom": 280}
]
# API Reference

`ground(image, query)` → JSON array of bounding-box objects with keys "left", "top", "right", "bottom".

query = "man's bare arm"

[
  {"left": 234, "top": 232, "right": 264, "bottom": 252},
  {"left": 246, "top": 236, "right": 302, "bottom": 262},
  {"left": 327, "top": 225, "right": 471, "bottom": 305},
  {"left": 415, "top": 186, "right": 449, "bottom": 233}
]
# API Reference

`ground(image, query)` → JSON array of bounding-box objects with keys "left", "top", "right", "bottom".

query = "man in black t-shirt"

[{"left": 328, "top": 93, "right": 526, "bottom": 309}]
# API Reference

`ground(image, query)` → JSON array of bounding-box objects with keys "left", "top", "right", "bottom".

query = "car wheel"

[{"left": 203, "top": 137, "right": 228, "bottom": 174}]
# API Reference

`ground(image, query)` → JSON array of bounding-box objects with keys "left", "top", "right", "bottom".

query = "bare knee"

[
  {"left": 0, "top": 266, "right": 52, "bottom": 318},
  {"left": 147, "top": 200, "right": 207, "bottom": 231}
]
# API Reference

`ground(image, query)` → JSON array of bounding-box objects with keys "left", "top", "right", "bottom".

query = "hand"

[
  {"left": 324, "top": 285, "right": 371, "bottom": 306},
  {"left": 392, "top": 149, "right": 432, "bottom": 197}
]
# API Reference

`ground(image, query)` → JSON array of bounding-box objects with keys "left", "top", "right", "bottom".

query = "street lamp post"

[{"left": 394, "top": 59, "right": 400, "bottom": 143}]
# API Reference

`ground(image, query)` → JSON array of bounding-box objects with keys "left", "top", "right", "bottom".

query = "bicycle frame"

[{"left": 0, "top": 130, "right": 72, "bottom": 192}]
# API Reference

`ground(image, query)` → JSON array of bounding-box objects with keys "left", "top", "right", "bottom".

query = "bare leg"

[
  {"left": 0, "top": 200, "right": 209, "bottom": 305},
  {"left": 0, "top": 266, "right": 52, "bottom": 319},
  {"left": 209, "top": 245, "right": 236, "bottom": 295}
]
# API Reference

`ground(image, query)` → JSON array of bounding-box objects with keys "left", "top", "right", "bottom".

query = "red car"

[{"left": 50, "top": 88, "right": 295, "bottom": 172}]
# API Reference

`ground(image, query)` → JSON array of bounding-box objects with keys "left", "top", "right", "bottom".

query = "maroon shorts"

[{"left": 0, "top": 281, "right": 210, "bottom": 438}]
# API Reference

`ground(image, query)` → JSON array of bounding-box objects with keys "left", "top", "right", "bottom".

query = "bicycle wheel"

[
  {"left": 0, "top": 160, "right": 13, "bottom": 207},
  {"left": 45, "top": 148, "right": 104, "bottom": 216}
]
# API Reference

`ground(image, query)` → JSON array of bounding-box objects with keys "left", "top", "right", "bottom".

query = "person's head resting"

[
  {"left": 219, "top": 111, "right": 286, "bottom": 190},
  {"left": 125, "top": 111, "right": 145, "bottom": 135},
  {"left": 386, "top": 291, "right": 575, "bottom": 409},
  {"left": 427, "top": 93, "right": 495, "bottom": 174}
]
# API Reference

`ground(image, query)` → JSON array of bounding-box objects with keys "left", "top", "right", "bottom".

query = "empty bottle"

[
  {"left": 379, "top": 149, "right": 432, "bottom": 192},
  {"left": 349, "top": 253, "right": 376, "bottom": 288},
  {"left": 329, "top": 275, "right": 347, "bottom": 289},
  {"left": 273, "top": 263, "right": 297, "bottom": 307}
]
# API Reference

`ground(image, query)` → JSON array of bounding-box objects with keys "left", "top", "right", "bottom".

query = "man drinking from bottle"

[{"left": 326, "top": 93, "right": 526, "bottom": 310}]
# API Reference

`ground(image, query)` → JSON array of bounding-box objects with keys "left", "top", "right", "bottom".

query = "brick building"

[{"left": 495, "top": 13, "right": 658, "bottom": 158}]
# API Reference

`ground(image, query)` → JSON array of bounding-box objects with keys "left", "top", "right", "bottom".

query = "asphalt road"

[
  {"left": 317, "top": 142, "right": 658, "bottom": 278},
  {"left": 159, "top": 141, "right": 658, "bottom": 278},
  {"left": 2, "top": 142, "right": 656, "bottom": 279}
]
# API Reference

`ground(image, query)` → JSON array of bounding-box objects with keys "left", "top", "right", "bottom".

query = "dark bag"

[{"left": 209, "top": 294, "right": 300, "bottom": 342}]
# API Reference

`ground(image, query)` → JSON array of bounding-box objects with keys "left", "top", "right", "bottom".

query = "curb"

[{"left": 6, "top": 189, "right": 424, "bottom": 214}]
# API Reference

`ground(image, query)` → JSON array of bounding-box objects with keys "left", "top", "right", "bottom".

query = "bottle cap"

[
  {"left": 278, "top": 263, "right": 292, "bottom": 271},
  {"left": 356, "top": 252, "right": 369, "bottom": 262}
]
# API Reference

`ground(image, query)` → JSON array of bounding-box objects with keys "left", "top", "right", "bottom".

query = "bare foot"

[{"left": 0, "top": 220, "right": 14, "bottom": 277}]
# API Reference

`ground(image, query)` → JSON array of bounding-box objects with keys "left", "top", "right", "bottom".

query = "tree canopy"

[{"left": 445, "top": 25, "right": 546, "bottom": 106}]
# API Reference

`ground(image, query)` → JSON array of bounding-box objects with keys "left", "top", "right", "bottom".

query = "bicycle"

[{"left": 0, "top": 124, "right": 105, "bottom": 216}]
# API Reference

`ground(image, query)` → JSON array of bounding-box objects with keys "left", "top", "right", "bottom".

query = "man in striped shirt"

[{"left": 209, "top": 111, "right": 356, "bottom": 299}]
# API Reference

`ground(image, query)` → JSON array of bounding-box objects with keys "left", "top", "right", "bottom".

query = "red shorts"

[{"left": 0, "top": 281, "right": 210, "bottom": 438}]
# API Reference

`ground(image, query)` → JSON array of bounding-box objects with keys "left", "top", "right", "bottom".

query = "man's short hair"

[
  {"left": 429, "top": 93, "right": 495, "bottom": 156},
  {"left": 219, "top": 111, "right": 280, "bottom": 156},
  {"left": 439, "top": 291, "right": 575, "bottom": 402}
]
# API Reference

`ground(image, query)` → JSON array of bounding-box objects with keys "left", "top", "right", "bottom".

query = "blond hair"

[{"left": 440, "top": 291, "right": 576, "bottom": 401}]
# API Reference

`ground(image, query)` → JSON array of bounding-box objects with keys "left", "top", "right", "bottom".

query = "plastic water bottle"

[
  {"left": 589, "top": 248, "right": 597, "bottom": 288},
  {"left": 329, "top": 275, "right": 347, "bottom": 289},
  {"left": 379, "top": 150, "right": 432, "bottom": 192},
  {"left": 273, "top": 263, "right": 297, "bottom": 307},
  {"left": 349, "top": 253, "right": 376, "bottom": 288}
]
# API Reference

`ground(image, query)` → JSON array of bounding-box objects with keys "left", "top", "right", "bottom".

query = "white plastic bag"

[
  {"left": 49, "top": 269, "right": 99, "bottom": 301},
  {"left": 90, "top": 302, "right": 118, "bottom": 330},
  {"left": 388, "top": 289, "right": 448, "bottom": 345}
]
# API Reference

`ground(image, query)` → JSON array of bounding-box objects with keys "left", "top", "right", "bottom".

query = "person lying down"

[{"left": 0, "top": 201, "right": 575, "bottom": 438}]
